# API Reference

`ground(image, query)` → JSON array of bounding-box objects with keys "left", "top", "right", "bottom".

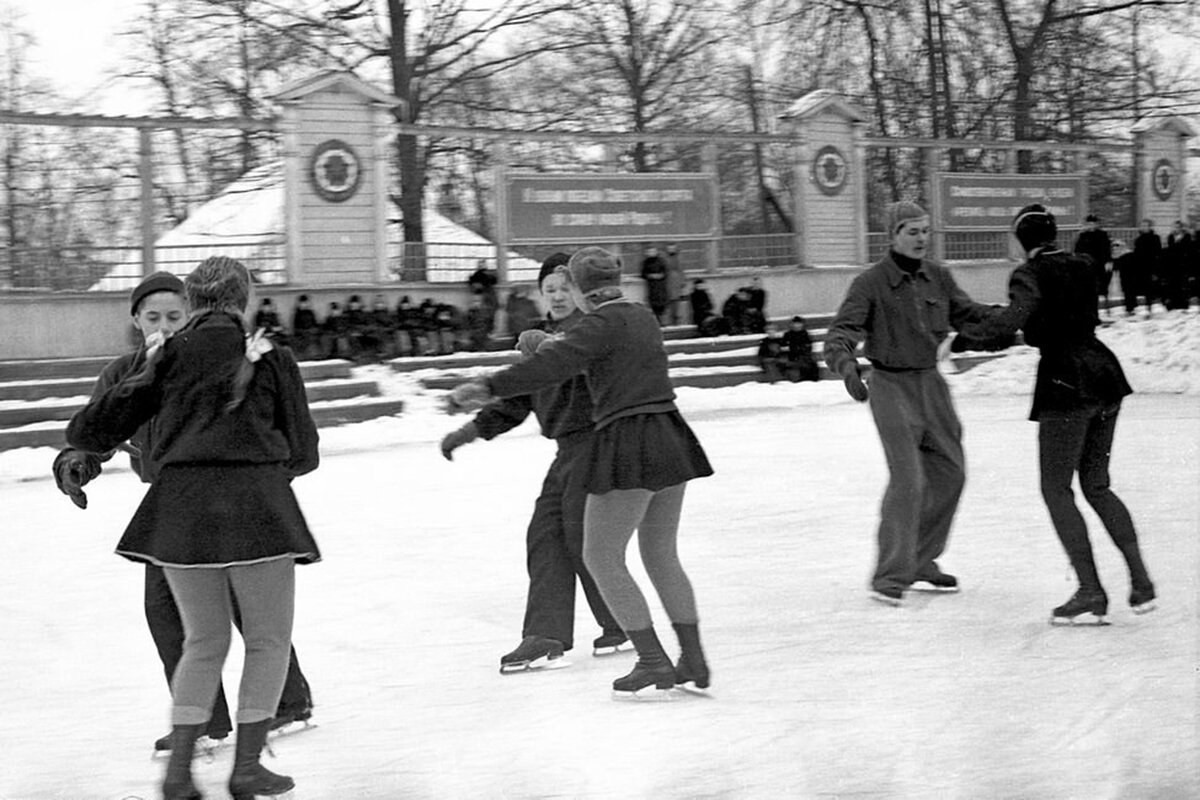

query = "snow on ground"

[{"left": 0, "top": 310, "right": 1197, "bottom": 799}]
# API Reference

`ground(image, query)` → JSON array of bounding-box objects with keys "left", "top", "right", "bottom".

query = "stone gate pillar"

[
  {"left": 1131, "top": 113, "right": 1196, "bottom": 227},
  {"left": 274, "top": 71, "right": 403, "bottom": 285},
  {"left": 779, "top": 90, "right": 869, "bottom": 267}
]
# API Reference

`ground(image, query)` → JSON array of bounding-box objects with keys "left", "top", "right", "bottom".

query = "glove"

[
  {"left": 53, "top": 449, "right": 100, "bottom": 510},
  {"left": 444, "top": 381, "right": 493, "bottom": 415},
  {"left": 440, "top": 422, "right": 480, "bottom": 461},
  {"left": 838, "top": 361, "right": 869, "bottom": 402},
  {"left": 516, "top": 329, "right": 550, "bottom": 358}
]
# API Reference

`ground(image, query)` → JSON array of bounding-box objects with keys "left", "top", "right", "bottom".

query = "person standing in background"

[
  {"left": 1073, "top": 215, "right": 1112, "bottom": 313},
  {"left": 641, "top": 246, "right": 670, "bottom": 324}
]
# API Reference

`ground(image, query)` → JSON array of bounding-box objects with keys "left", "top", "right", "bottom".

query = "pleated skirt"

[{"left": 583, "top": 411, "right": 713, "bottom": 494}]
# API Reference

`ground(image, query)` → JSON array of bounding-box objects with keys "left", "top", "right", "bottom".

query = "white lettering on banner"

[
  {"left": 950, "top": 187, "right": 1018, "bottom": 198},
  {"left": 522, "top": 187, "right": 695, "bottom": 204}
]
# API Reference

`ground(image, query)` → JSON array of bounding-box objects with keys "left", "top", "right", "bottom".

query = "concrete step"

[{"left": 304, "top": 379, "right": 381, "bottom": 403}]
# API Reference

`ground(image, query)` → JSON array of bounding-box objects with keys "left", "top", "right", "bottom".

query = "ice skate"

[
  {"left": 612, "top": 627, "right": 676, "bottom": 701},
  {"left": 1129, "top": 584, "right": 1157, "bottom": 615},
  {"left": 870, "top": 587, "right": 904, "bottom": 607},
  {"left": 228, "top": 719, "right": 294, "bottom": 800},
  {"left": 911, "top": 573, "right": 960, "bottom": 593},
  {"left": 153, "top": 732, "right": 229, "bottom": 760},
  {"left": 592, "top": 631, "right": 632, "bottom": 657},
  {"left": 499, "top": 635, "right": 569, "bottom": 674},
  {"left": 672, "top": 622, "right": 711, "bottom": 695},
  {"left": 268, "top": 706, "right": 316, "bottom": 740},
  {"left": 1050, "top": 588, "right": 1109, "bottom": 626}
]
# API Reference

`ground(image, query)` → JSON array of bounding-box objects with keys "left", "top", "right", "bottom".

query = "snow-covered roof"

[{"left": 779, "top": 90, "right": 867, "bottom": 124}]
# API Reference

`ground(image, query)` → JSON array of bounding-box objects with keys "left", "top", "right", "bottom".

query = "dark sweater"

[{"left": 487, "top": 299, "right": 676, "bottom": 430}]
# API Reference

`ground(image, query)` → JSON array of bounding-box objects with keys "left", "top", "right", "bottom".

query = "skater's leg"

[
  {"left": 915, "top": 375, "right": 966, "bottom": 577},
  {"left": 559, "top": 437, "right": 621, "bottom": 638},
  {"left": 1077, "top": 404, "right": 1153, "bottom": 591},
  {"left": 227, "top": 558, "right": 294, "bottom": 724},
  {"left": 521, "top": 455, "right": 578, "bottom": 649},
  {"left": 583, "top": 489, "right": 654, "bottom": 631},
  {"left": 868, "top": 372, "right": 925, "bottom": 594},
  {"left": 275, "top": 648, "right": 313, "bottom": 721},
  {"left": 162, "top": 567, "right": 233, "bottom": 726},
  {"left": 1038, "top": 413, "right": 1103, "bottom": 593},
  {"left": 635, "top": 482, "right": 697, "bottom": 624}
]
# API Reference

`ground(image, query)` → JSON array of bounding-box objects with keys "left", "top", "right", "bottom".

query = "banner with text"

[
  {"left": 938, "top": 174, "right": 1086, "bottom": 230},
  {"left": 504, "top": 173, "right": 718, "bottom": 243}
]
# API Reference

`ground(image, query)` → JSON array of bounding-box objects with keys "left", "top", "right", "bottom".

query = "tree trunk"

[{"left": 388, "top": 0, "right": 426, "bottom": 279}]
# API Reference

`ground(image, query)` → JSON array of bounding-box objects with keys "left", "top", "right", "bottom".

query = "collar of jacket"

[{"left": 881, "top": 252, "right": 933, "bottom": 289}]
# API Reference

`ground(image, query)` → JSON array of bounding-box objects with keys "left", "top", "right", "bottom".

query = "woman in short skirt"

[
  {"left": 67, "top": 256, "right": 319, "bottom": 800},
  {"left": 452, "top": 246, "right": 713, "bottom": 698}
]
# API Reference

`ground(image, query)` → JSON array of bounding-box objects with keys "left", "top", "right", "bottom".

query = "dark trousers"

[
  {"left": 145, "top": 564, "right": 312, "bottom": 736},
  {"left": 522, "top": 434, "right": 620, "bottom": 650},
  {"left": 868, "top": 369, "right": 966, "bottom": 593},
  {"left": 1037, "top": 403, "right": 1152, "bottom": 593}
]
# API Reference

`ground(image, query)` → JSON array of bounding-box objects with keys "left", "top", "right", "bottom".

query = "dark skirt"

[
  {"left": 115, "top": 464, "right": 321, "bottom": 568},
  {"left": 584, "top": 411, "right": 713, "bottom": 494}
]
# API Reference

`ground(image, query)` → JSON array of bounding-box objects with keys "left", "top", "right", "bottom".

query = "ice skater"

[
  {"left": 66, "top": 256, "right": 320, "bottom": 800},
  {"left": 53, "top": 271, "right": 315, "bottom": 757},
  {"left": 823, "top": 201, "right": 992, "bottom": 607},
  {"left": 448, "top": 246, "right": 713, "bottom": 699},
  {"left": 440, "top": 253, "right": 629, "bottom": 673},
  {"left": 952, "top": 204, "right": 1156, "bottom": 624}
]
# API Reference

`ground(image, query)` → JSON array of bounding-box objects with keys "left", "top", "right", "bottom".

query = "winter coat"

[
  {"left": 641, "top": 256, "right": 670, "bottom": 312},
  {"left": 953, "top": 248, "right": 1132, "bottom": 420}
]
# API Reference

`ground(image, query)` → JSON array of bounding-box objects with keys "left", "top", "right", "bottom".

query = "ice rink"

[{"left": 1, "top": 314, "right": 1197, "bottom": 799}]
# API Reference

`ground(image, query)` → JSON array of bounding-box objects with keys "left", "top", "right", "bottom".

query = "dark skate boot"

[
  {"left": 161, "top": 723, "right": 204, "bottom": 800},
  {"left": 500, "top": 635, "right": 568, "bottom": 674},
  {"left": 1051, "top": 588, "right": 1109, "bottom": 626},
  {"left": 870, "top": 587, "right": 905, "bottom": 607},
  {"left": 592, "top": 630, "right": 632, "bottom": 657},
  {"left": 1129, "top": 583, "right": 1157, "bottom": 615},
  {"left": 672, "top": 622, "right": 710, "bottom": 694},
  {"left": 612, "top": 627, "right": 676, "bottom": 701},
  {"left": 911, "top": 572, "right": 960, "bottom": 593},
  {"left": 228, "top": 719, "right": 293, "bottom": 800}
]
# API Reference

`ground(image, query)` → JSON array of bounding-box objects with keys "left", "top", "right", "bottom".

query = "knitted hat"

[
  {"left": 566, "top": 247, "right": 622, "bottom": 295},
  {"left": 887, "top": 201, "right": 929, "bottom": 234},
  {"left": 184, "top": 256, "right": 250, "bottom": 314},
  {"left": 538, "top": 252, "right": 571, "bottom": 288},
  {"left": 130, "top": 271, "right": 184, "bottom": 315}
]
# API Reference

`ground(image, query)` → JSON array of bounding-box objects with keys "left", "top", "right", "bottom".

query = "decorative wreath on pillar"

[
  {"left": 811, "top": 145, "right": 849, "bottom": 196},
  {"left": 1151, "top": 159, "right": 1176, "bottom": 202},
  {"left": 309, "top": 139, "right": 363, "bottom": 203}
]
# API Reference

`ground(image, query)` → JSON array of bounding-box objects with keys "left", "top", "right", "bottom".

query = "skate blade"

[
  {"left": 592, "top": 642, "right": 634, "bottom": 657},
  {"left": 612, "top": 685, "right": 675, "bottom": 702},
  {"left": 499, "top": 655, "right": 570, "bottom": 674},
  {"left": 1050, "top": 613, "right": 1110, "bottom": 626},
  {"left": 870, "top": 591, "right": 904, "bottom": 608},
  {"left": 151, "top": 735, "right": 229, "bottom": 761},
  {"left": 232, "top": 791, "right": 295, "bottom": 800},
  {"left": 910, "top": 581, "right": 960, "bottom": 593},
  {"left": 673, "top": 681, "right": 713, "bottom": 697},
  {"left": 1131, "top": 601, "right": 1157, "bottom": 615},
  {"left": 270, "top": 720, "right": 317, "bottom": 739}
]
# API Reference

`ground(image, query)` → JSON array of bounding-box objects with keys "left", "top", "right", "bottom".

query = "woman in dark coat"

[
  {"left": 67, "top": 256, "right": 320, "bottom": 800},
  {"left": 953, "top": 205, "right": 1155, "bottom": 625}
]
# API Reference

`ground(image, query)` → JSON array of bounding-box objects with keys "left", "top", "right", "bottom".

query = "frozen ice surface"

[{"left": 1, "top": 311, "right": 1197, "bottom": 799}]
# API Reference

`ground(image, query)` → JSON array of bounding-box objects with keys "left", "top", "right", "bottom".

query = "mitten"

[
  {"left": 838, "top": 361, "right": 869, "bottom": 402},
  {"left": 52, "top": 449, "right": 101, "bottom": 510},
  {"left": 444, "top": 381, "right": 493, "bottom": 415},
  {"left": 440, "top": 421, "right": 480, "bottom": 461},
  {"left": 516, "top": 329, "right": 550, "bottom": 358}
]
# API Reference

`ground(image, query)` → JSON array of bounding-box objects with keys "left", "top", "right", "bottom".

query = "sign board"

[
  {"left": 504, "top": 173, "right": 719, "bottom": 244},
  {"left": 937, "top": 174, "right": 1086, "bottom": 230}
]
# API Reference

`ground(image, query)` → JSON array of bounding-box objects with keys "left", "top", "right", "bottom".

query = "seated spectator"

[
  {"left": 253, "top": 298, "right": 288, "bottom": 345},
  {"left": 757, "top": 324, "right": 787, "bottom": 383},
  {"left": 344, "top": 294, "right": 372, "bottom": 362},
  {"left": 433, "top": 302, "right": 462, "bottom": 355},
  {"left": 362, "top": 293, "right": 396, "bottom": 361},
  {"left": 291, "top": 294, "right": 321, "bottom": 360},
  {"left": 395, "top": 295, "right": 425, "bottom": 357},
  {"left": 781, "top": 315, "right": 819, "bottom": 382},
  {"left": 465, "top": 294, "right": 493, "bottom": 352},
  {"left": 690, "top": 279, "right": 717, "bottom": 333},
  {"left": 322, "top": 301, "right": 351, "bottom": 359}
]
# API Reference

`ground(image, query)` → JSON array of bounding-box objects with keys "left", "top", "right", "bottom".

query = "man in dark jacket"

[
  {"left": 952, "top": 204, "right": 1155, "bottom": 624},
  {"left": 290, "top": 295, "right": 320, "bottom": 360},
  {"left": 1132, "top": 219, "right": 1163, "bottom": 311},
  {"left": 1073, "top": 214, "right": 1112, "bottom": 311}
]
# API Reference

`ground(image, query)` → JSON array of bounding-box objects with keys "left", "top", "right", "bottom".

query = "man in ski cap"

[{"left": 823, "top": 200, "right": 992, "bottom": 607}]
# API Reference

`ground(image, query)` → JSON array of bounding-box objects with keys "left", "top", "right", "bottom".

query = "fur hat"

[
  {"left": 130, "top": 271, "right": 184, "bottom": 315},
  {"left": 538, "top": 252, "right": 571, "bottom": 289},
  {"left": 1012, "top": 204, "right": 1057, "bottom": 251},
  {"left": 565, "top": 247, "right": 622, "bottom": 295},
  {"left": 185, "top": 256, "right": 250, "bottom": 315},
  {"left": 887, "top": 201, "right": 929, "bottom": 234}
]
